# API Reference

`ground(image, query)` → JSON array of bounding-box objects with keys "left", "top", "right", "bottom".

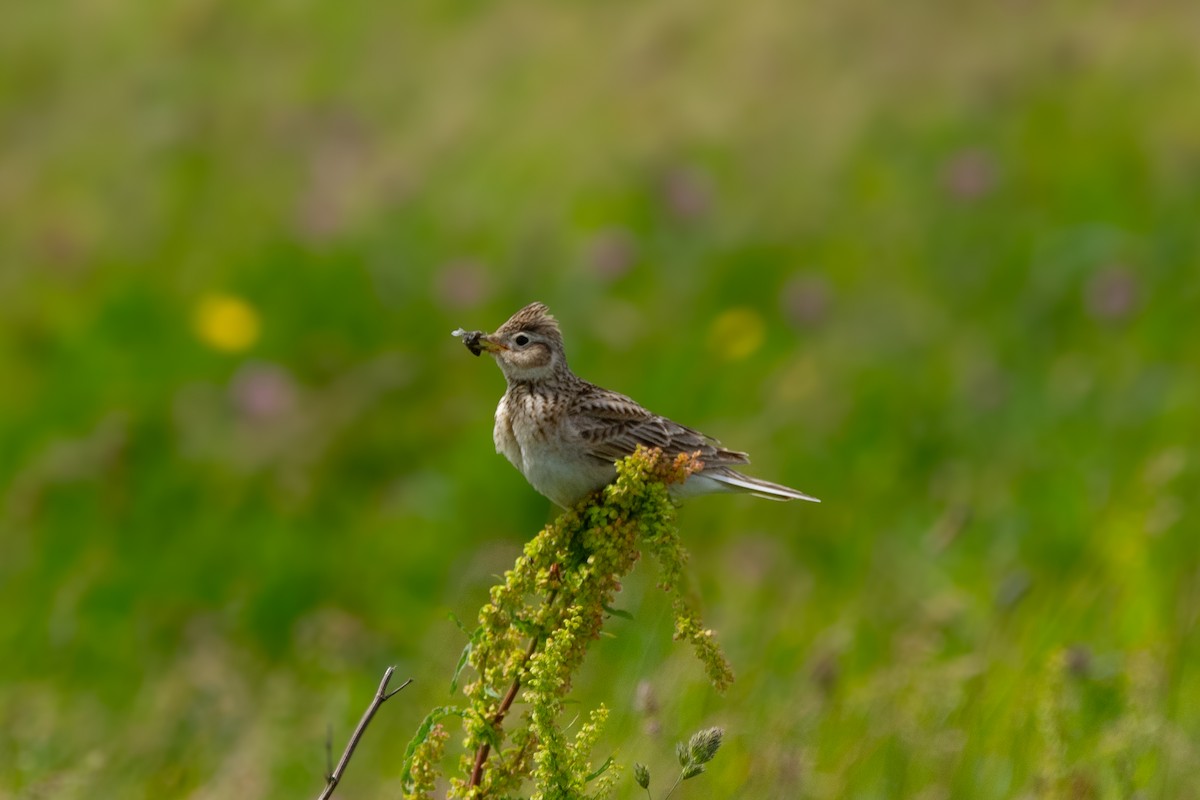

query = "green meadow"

[{"left": 3, "top": 2, "right": 1199, "bottom": 797}]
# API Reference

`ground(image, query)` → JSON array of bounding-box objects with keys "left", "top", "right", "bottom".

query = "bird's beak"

[{"left": 478, "top": 334, "right": 508, "bottom": 354}]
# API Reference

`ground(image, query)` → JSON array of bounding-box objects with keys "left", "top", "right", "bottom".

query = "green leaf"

[
  {"left": 448, "top": 611, "right": 471, "bottom": 635},
  {"left": 602, "top": 604, "right": 634, "bottom": 620},
  {"left": 585, "top": 755, "right": 615, "bottom": 782},
  {"left": 400, "top": 706, "right": 462, "bottom": 791},
  {"left": 449, "top": 639, "right": 473, "bottom": 694}
]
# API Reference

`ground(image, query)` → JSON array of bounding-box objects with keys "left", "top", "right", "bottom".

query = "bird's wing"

[{"left": 567, "top": 384, "right": 750, "bottom": 467}]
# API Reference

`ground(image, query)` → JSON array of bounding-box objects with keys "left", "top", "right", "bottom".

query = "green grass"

[{"left": 3, "top": 1, "right": 1200, "bottom": 797}]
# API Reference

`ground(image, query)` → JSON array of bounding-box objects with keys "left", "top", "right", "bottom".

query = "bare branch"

[
  {"left": 317, "top": 666, "right": 413, "bottom": 800},
  {"left": 325, "top": 723, "right": 333, "bottom": 782}
]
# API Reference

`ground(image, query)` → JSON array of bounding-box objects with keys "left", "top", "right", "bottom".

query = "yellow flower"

[
  {"left": 707, "top": 307, "right": 765, "bottom": 361},
  {"left": 194, "top": 294, "right": 260, "bottom": 353}
]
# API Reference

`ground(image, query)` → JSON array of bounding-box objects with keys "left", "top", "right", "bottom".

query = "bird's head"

[{"left": 472, "top": 302, "right": 569, "bottom": 383}]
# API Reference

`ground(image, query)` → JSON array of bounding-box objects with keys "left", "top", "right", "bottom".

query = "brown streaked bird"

[{"left": 453, "top": 302, "right": 819, "bottom": 508}]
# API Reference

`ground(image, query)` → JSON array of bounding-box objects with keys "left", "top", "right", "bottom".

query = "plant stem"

[
  {"left": 468, "top": 589, "right": 560, "bottom": 790},
  {"left": 468, "top": 635, "right": 538, "bottom": 788},
  {"left": 662, "top": 769, "right": 686, "bottom": 800},
  {"left": 317, "top": 667, "right": 411, "bottom": 800}
]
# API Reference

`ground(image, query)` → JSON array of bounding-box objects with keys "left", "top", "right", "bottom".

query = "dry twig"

[{"left": 317, "top": 666, "right": 412, "bottom": 800}]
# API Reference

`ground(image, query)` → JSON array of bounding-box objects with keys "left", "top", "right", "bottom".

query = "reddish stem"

[{"left": 468, "top": 635, "right": 540, "bottom": 789}]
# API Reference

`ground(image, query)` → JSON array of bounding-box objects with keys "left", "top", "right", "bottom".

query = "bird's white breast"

[{"left": 494, "top": 389, "right": 614, "bottom": 507}]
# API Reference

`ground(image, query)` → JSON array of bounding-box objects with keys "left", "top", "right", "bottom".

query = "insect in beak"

[{"left": 451, "top": 328, "right": 506, "bottom": 356}]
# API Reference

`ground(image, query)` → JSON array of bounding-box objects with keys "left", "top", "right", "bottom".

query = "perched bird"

[{"left": 453, "top": 302, "right": 819, "bottom": 508}]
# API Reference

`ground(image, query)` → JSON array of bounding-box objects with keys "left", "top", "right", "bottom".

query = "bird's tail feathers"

[{"left": 709, "top": 468, "right": 821, "bottom": 503}]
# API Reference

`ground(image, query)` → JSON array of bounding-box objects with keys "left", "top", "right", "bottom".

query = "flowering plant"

[{"left": 402, "top": 447, "right": 732, "bottom": 799}]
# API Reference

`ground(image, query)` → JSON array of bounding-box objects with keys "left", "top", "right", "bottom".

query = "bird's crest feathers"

[{"left": 496, "top": 302, "right": 561, "bottom": 340}]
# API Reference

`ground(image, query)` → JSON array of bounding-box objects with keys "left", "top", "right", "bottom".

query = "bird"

[{"left": 453, "top": 302, "right": 819, "bottom": 508}]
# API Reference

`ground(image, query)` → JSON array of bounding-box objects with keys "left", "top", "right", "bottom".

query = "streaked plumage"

[{"left": 456, "top": 302, "right": 819, "bottom": 508}]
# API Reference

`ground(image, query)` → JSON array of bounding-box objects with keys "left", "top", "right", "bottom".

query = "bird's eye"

[{"left": 513, "top": 334, "right": 530, "bottom": 347}]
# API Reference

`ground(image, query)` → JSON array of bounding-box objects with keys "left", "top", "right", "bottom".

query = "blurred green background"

[{"left": 3, "top": 2, "right": 1199, "bottom": 798}]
